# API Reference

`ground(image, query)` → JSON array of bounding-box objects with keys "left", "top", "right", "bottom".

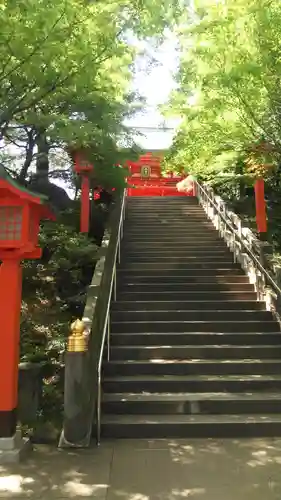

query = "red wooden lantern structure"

[
  {"left": 70, "top": 148, "right": 93, "bottom": 233},
  {"left": 0, "top": 166, "right": 54, "bottom": 440}
]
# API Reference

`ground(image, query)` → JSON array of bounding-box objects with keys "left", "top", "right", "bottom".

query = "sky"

[{"left": 124, "top": 34, "right": 180, "bottom": 150}]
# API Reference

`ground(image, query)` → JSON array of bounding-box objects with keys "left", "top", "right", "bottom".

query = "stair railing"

[
  {"left": 96, "top": 189, "right": 126, "bottom": 445},
  {"left": 194, "top": 180, "right": 281, "bottom": 307},
  {"left": 59, "top": 190, "right": 126, "bottom": 449}
]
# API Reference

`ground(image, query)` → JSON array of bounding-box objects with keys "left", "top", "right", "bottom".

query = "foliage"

[
  {"left": 165, "top": 0, "right": 281, "bottom": 181},
  {"left": 21, "top": 214, "right": 99, "bottom": 364},
  {"left": 163, "top": 0, "right": 281, "bottom": 257},
  {"left": 0, "top": 0, "right": 184, "bottom": 192}
]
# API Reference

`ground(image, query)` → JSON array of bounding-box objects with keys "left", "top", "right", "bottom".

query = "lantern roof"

[
  {"left": 66, "top": 145, "right": 91, "bottom": 162},
  {"left": 0, "top": 165, "right": 55, "bottom": 219}
]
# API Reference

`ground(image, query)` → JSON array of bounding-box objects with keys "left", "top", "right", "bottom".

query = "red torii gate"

[{"left": 126, "top": 152, "right": 190, "bottom": 197}]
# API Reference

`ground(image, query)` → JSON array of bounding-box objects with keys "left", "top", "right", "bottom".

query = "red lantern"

[{"left": 0, "top": 166, "right": 54, "bottom": 444}]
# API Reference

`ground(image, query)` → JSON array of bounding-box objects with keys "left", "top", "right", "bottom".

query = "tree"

[
  {"left": 0, "top": 0, "right": 184, "bottom": 195},
  {"left": 165, "top": 0, "right": 281, "bottom": 188}
]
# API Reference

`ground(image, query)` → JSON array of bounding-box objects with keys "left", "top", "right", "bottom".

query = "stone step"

[
  {"left": 123, "top": 225, "right": 217, "bottom": 232},
  {"left": 111, "top": 300, "right": 264, "bottom": 311},
  {"left": 126, "top": 204, "right": 203, "bottom": 207},
  {"left": 124, "top": 233, "right": 219, "bottom": 240},
  {"left": 126, "top": 207, "right": 199, "bottom": 211},
  {"left": 102, "top": 392, "right": 281, "bottom": 415},
  {"left": 117, "top": 268, "right": 245, "bottom": 277},
  {"left": 109, "top": 344, "right": 281, "bottom": 360},
  {"left": 126, "top": 206, "right": 201, "bottom": 210},
  {"left": 126, "top": 207, "right": 200, "bottom": 211},
  {"left": 126, "top": 212, "right": 206, "bottom": 215},
  {"left": 124, "top": 215, "right": 210, "bottom": 220},
  {"left": 111, "top": 321, "right": 278, "bottom": 334},
  {"left": 125, "top": 220, "right": 210, "bottom": 225},
  {"left": 101, "top": 413, "right": 281, "bottom": 438},
  {"left": 109, "top": 332, "right": 281, "bottom": 346},
  {"left": 117, "top": 283, "right": 254, "bottom": 292},
  {"left": 103, "top": 374, "right": 281, "bottom": 393},
  {"left": 126, "top": 216, "right": 205, "bottom": 220},
  {"left": 103, "top": 359, "right": 281, "bottom": 376},
  {"left": 125, "top": 207, "right": 206, "bottom": 211},
  {"left": 124, "top": 236, "right": 223, "bottom": 242},
  {"left": 116, "top": 274, "right": 249, "bottom": 283},
  {"left": 121, "top": 249, "right": 231, "bottom": 256},
  {"left": 122, "top": 242, "right": 228, "bottom": 249},
  {"left": 126, "top": 207, "right": 202, "bottom": 210},
  {"left": 120, "top": 262, "right": 241, "bottom": 270},
  {"left": 117, "top": 291, "right": 258, "bottom": 301},
  {"left": 126, "top": 198, "right": 197, "bottom": 203},
  {"left": 111, "top": 310, "right": 271, "bottom": 322},
  {"left": 120, "top": 255, "right": 234, "bottom": 263},
  {"left": 124, "top": 219, "right": 214, "bottom": 224}
]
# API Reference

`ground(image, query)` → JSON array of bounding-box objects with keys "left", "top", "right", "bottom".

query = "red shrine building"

[{"left": 126, "top": 152, "right": 189, "bottom": 197}]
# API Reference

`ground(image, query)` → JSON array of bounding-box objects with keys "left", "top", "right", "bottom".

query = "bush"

[{"left": 21, "top": 225, "right": 97, "bottom": 363}]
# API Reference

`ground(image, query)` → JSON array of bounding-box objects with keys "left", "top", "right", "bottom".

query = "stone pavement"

[{"left": 0, "top": 438, "right": 281, "bottom": 499}]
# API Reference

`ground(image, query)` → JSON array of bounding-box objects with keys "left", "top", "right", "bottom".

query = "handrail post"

[
  {"left": 97, "top": 373, "right": 101, "bottom": 446},
  {"left": 113, "top": 266, "right": 117, "bottom": 301},
  {"left": 274, "top": 266, "right": 281, "bottom": 314},
  {"left": 233, "top": 233, "right": 237, "bottom": 263},
  {"left": 107, "top": 314, "right": 110, "bottom": 361},
  {"left": 118, "top": 240, "right": 121, "bottom": 263},
  {"left": 235, "top": 218, "right": 242, "bottom": 263},
  {"left": 58, "top": 320, "right": 89, "bottom": 448},
  {"left": 206, "top": 189, "right": 210, "bottom": 216}
]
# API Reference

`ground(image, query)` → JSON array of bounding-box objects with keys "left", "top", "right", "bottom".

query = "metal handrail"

[
  {"left": 194, "top": 180, "right": 281, "bottom": 298},
  {"left": 96, "top": 190, "right": 126, "bottom": 445}
]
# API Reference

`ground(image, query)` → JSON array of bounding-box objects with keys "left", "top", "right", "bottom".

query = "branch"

[
  {"left": 0, "top": 73, "right": 68, "bottom": 132},
  {"left": 232, "top": 84, "right": 279, "bottom": 146},
  {"left": 0, "top": 8, "right": 67, "bottom": 84},
  {"left": 0, "top": 21, "right": 124, "bottom": 131},
  {"left": 3, "top": 132, "right": 25, "bottom": 149}
]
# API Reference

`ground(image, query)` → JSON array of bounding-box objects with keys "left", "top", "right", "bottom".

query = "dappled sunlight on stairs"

[{"left": 100, "top": 196, "right": 281, "bottom": 438}]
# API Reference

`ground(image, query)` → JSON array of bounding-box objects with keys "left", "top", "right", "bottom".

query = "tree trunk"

[
  {"left": 19, "top": 129, "right": 36, "bottom": 182},
  {"left": 35, "top": 130, "right": 49, "bottom": 182}
]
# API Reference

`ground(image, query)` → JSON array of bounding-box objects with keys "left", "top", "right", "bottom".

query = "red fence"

[{"left": 127, "top": 178, "right": 188, "bottom": 197}]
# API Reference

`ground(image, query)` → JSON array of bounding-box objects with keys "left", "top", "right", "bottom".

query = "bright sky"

[{"left": 124, "top": 34, "right": 180, "bottom": 150}]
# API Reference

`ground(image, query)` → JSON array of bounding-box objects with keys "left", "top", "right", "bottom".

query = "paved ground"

[{"left": 0, "top": 438, "right": 281, "bottom": 499}]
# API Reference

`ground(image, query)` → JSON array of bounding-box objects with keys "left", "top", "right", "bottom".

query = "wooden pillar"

[
  {"left": 254, "top": 178, "right": 267, "bottom": 237},
  {"left": 0, "top": 259, "right": 22, "bottom": 437}
]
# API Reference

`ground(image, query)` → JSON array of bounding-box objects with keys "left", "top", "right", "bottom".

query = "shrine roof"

[{"left": 0, "top": 165, "right": 49, "bottom": 204}]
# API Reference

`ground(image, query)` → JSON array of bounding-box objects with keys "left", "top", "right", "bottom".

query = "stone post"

[{"left": 59, "top": 320, "right": 90, "bottom": 447}]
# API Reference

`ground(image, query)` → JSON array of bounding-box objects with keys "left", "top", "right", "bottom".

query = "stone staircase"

[{"left": 101, "top": 196, "right": 281, "bottom": 438}]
